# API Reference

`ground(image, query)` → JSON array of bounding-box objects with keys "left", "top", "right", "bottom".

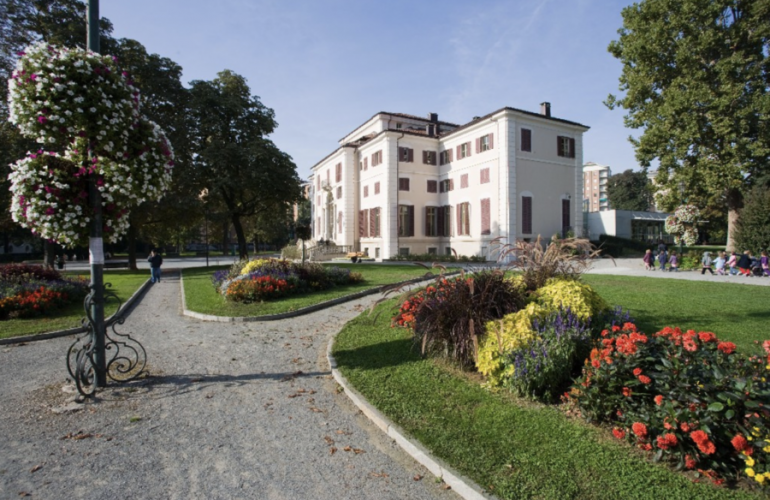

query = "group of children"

[{"left": 643, "top": 247, "right": 770, "bottom": 276}]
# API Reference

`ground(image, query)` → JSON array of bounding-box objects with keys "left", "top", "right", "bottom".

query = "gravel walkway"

[{"left": 0, "top": 271, "right": 458, "bottom": 500}]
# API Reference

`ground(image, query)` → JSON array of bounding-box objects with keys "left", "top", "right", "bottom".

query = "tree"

[
  {"left": 606, "top": 169, "right": 652, "bottom": 211},
  {"left": 606, "top": 0, "right": 770, "bottom": 250},
  {"left": 732, "top": 186, "right": 770, "bottom": 254},
  {"left": 189, "top": 70, "right": 301, "bottom": 259}
]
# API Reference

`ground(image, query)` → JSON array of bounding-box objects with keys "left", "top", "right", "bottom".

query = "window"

[
  {"left": 364, "top": 157, "right": 368, "bottom": 170},
  {"left": 428, "top": 247, "right": 437, "bottom": 255},
  {"left": 375, "top": 247, "right": 380, "bottom": 258},
  {"left": 399, "top": 147, "right": 413, "bottom": 162},
  {"left": 456, "top": 142, "right": 471, "bottom": 159},
  {"left": 562, "top": 199, "right": 571, "bottom": 233},
  {"left": 425, "top": 207, "right": 438, "bottom": 236},
  {"left": 359, "top": 161, "right": 363, "bottom": 171},
  {"left": 521, "top": 128, "right": 532, "bottom": 152},
  {"left": 423, "top": 151, "right": 437, "bottom": 165},
  {"left": 480, "top": 168, "right": 490, "bottom": 184},
  {"left": 372, "top": 150, "right": 383, "bottom": 166},
  {"left": 326, "top": 169, "right": 330, "bottom": 182},
  {"left": 457, "top": 202, "right": 470, "bottom": 236},
  {"left": 398, "top": 178, "right": 410, "bottom": 191},
  {"left": 522, "top": 196, "right": 532, "bottom": 234},
  {"left": 477, "top": 133, "right": 493, "bottom": 153},
  {"left": 363, "top": 185, "right": 369, "bottom": 197},
  {"left": 396, "top": 122, "right": 402, "bottom": 129},
  {"left": 399, "top": 248, "right": 410, "bottom": 256},
  {"left": 363, "top": 247, "right": 369, "bottom": 256},
  {"left": 437, "top": 206, "right": 451, "bottom": 237},
  {"left": 445, "top": 247, "right": 452, "bottom": 256},
  {"left": 374, "top": 182, "right": 380, "bottom": 195},
  {"left": 335, "top": 163, "right": 342, "bottom": 182},
  {"left": 460, "top": 174, "right": 469, "bottom": 189},
  {"left": 439, "top": 179, "right": 453, "bottom": 193},
  {"left": 557, "top": 136, "right": 575, "bottom": 158},
  {"left": 427, "top": 180, "right": 438, "bottom": 193},
  {"left": 398, "top": 205, "right": 414, "bottom": 237},
  {"left": 481, "top": 198, "right": 491, "bottom": 235},
  {"left": 338, "top": 211, "right": 342, "bottom": 234},
  {"left": 439, "top": 149, "right": 453, "bottom": 165},
  {"left": 359, "top": 209, "right": 369, "bottom": 237},
  {"left": 336, "top": 186, "right": 342, "bottom": 199},
  {"left": 371, "top": 207, "right": 381, "bottom": 237}
]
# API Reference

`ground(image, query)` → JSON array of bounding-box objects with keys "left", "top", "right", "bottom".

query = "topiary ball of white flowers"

[
  {"left": 674, "top": 204, "right": 700, "bottom": 224},
  {"left": 6, "top": 42, "right": 174, "bottom": 247},
  {"left": 665, "top": 204, "right": 700, "bottom": 246}
]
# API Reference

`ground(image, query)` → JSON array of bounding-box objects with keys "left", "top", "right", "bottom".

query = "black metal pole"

[
  {"left": 205, "top": 209, "right": 209, "bottom": 267},
  {"left": 87, "top": 0, "right": 106, "bottom": 387}
]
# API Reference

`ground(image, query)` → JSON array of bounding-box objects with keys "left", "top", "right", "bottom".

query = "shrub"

[
  {"left": 733, "top": 185, "right": 770, "bottom": 255},
  {"left": 503, "top": 308, "right": 592, "bottom": 401},
  {"left": 0, "top": 263, "right": 62, "bottom": 283},
  {"left": 388, "top": 253, "right": 487, "bottom": 263},
  {"left": 392, "top": 270, "right": 526, "bottom": 369},
  {"left": 225, "top": 275, "right": 294, "bottom": 302},
  {"left": 0, "top": 286, "right": 72, "bottom": 319},
  {"left": 572, "top": 324, "right": 770, "bottom": 487}
]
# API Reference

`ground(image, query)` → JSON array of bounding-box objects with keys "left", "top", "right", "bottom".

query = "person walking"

[
  {"left": 658, "top": 247, "right": 668, "bottom": 272},
  {"left": 761, "top": 251, "right": 770, "bottom": 277},
  {"left": 643, "top": 249, "right": 654, "bottom": 271},
  {"left": 148, "top": 249, "right": 163, "bottom": 283},
  {"left": 714, "top": 251, "right": 727, "bottom": 275},
  {"left": 701, "top": 251, "right": 715, "bottom": 275},
  {"left": 727, "top": 251, "right": 738, "bottom": 275},
  {"left": 737, "top": 250, "right": 752, "bottom": 277},
  {"left": 668, "top": 251, "right": 679, "bottom": 272}
]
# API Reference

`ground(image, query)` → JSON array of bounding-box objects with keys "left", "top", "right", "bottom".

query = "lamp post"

[
  {"left": 199, "top": 189, "right": 209, "bottom": 267},
  {"left": 678, "top": 183, "right": 686, "bottom": 257}
]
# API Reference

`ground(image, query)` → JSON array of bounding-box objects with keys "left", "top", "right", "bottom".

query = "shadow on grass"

[{"left": 334, "top": 338, "right": 421, "bottom": 371}]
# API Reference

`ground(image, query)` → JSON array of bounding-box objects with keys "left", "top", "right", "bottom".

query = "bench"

[
  {"left": 103, "top": 261, "right": 129, "bottom": 269},
  {"left": 346, "top": 252, "right": 365, "bottom": 263}
]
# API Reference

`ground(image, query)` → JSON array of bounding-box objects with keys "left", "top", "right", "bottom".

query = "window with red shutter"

[
  {"left": 374, "top": 182, "right": 380, "bottom": 195},
  {"left": 481, "top": 198, "right": 491, "bottom": 235},
  {"left": 336, "top": 186, "right": 342, "bottom": 199},
  {"left": 398, "top": 178, "right": 410, "bottom": 191},
  {"left": 475, "top": 137, "right": 480, "bottom": 154},
  {"left": 437, "top": 206, "right": 445, "bottom": 236},
  {"left": 359, "top": 210, "right": 365, "bottom": 237},
  {"left": 522, "top": 196, "right": 533, "bottom": 234},
  {"left": 461, "top": 174, "right": 468, "bottom": 189},
  {"left": 521, "top": 129, "right": 532, "bottom": 152},
  {"left": 338, "top": 211, "right": 342, "bottom": 234},
  {"left": 335, "top": 163, "right": 341, "bottom": 182},
  {"left": 427, "top": 180, "right": 438, "bottom": 193},
  {"left": 372, "top": 208, "right": 380, "bottom": 237},
  {"left": 407, "top": 205, "right": 414, "bottom": 237},
  {"left": 363, "top": 185, "right": 369, "bottom": 197},
  {"left": 449, "top": 178, "right": 454, "bottom": 191},
  {"left": 447, "top": 149, "right": 453, "bottom": 162},
  {"left": 480, "top": 168, "right": 490, "bottom": 184},
  {"left": 569, "top": 138, "right": 576, "bottom": 159},
  {"left": 488, "top": 133, "right": 494, "bottom": 150},
  {"left": 364, "top": 157, "right": 368, "bottom": 170}
]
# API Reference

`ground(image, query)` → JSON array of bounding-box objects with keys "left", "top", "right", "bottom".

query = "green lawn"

[
  {"left": 583, "top": 275, "right": 770, "bottom": 352},
  {"left": 1, "top": 270, "right": 149, "bottom": 340},
  {"left": 333, "top": 299, "right": 760, "bottom": 500},
  {"left": 182, "top": 263, "right": 447, "bottom": 317}
]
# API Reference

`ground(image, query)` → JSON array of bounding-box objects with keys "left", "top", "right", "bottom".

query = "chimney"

[
  {"left": 428, "top": 112, "right": 438, "bottom": 123},
  {"left": 426, "top": 124, "right": 435, "bottom": 137},
  {"left": 540, "top": 102, "right": 551, "bottom": 117}
]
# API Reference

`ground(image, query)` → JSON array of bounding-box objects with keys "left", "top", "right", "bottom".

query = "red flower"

[
  {"left": 654, "top": 395, "right": 664, "bottom": 406},
  {"left": 684, "top": 455, "right": 697, "bottom": 470},
  {"left": 690, "top": 430, "right": 716, "bottom": 455},
  {"left": 612, "top": 325, "right": 621, "bottom": 332},
  {"left": 601, "top": 329, "right": 609, "bottom": 337},
  {"left": 656, "top": 433, "right": 678, "bottom": 450},
  {"left": 591, "top": 358, "right": 601, "bottom": 369},
  {"left": 633, "top": 368, "right": 642, "bottom": 376},
  {"left": 632, "top": 422, "right": 648, "bottom": 438},
  {"left": 639, "top": 443, "right": 652, "bottom": 451},
  {"left": 717, "top": 341, "right": 736, "bottom": 354},
  {"left": 612, "top": 428, "right": 626, "bottom": 440},
  {"left": 763, "top": 340, "right": 770, "bottom": 355},
  {"left": 622, "top": 322, "right": 637, "bottom": 331},
  {"left": 698, "top": 331, "right": 716, "bottom": 343},
  {"left": 683, "top": 338, "right": 697, "bottom": 352},
  {"left": 680, "top": 422, "right": 691, "bottom": 433},
  {"left": 638, "top": 375, "right": 652, "bottom": 385},
  {"left": 731, "top": 434, "right": 749, "bottom": 452},
  {"left": 622, "top": 387, "right": 632, "bottom": 397}
]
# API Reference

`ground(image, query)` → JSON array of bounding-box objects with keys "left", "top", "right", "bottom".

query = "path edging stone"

[
  {"left": 326, "top": 328, "right": 495, "bottom": 500},
  {"left": 0, "top": 277, "right": 152, "bottom": 346}
]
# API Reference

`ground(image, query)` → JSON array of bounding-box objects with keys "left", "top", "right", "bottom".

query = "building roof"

[
  {"left": 339, "top": 111, "right": 459, "bottom": 143},
  {"left": 439, "top": 106, "right": 589, "bottom": 139}
]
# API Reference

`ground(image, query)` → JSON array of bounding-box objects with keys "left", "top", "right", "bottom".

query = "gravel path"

[{"left": 0, "top": 271, "right": 458, "bottom": 500}]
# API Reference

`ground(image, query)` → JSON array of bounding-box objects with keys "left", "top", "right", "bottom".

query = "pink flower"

[{"left": 37, "top": 115, "right": 47, "bottom": 124}]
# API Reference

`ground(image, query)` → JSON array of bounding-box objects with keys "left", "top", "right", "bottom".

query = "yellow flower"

[
  {"left": 764, "top": 445, "right": 770, "bottom": 453},
  {"left": 766, "top": 364, "right": 770, "bottom": 370},
  {"left": 756, "top": 474, "right": 765, "bottom": 484},
  {"left": 753, "top": 427, "right": 762, "bottom": 437},
  {"left": 746, "top": 457, "right": 756, "bottom": 467},
  {"left": 746, "top": 468, "right": 756, "bottom": 478}
]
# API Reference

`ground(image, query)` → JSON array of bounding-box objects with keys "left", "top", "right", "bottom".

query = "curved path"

[{"left": 0, "top": 271, "right": 457, "bottom": 500}]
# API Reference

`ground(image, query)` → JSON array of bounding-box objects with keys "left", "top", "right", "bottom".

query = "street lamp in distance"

[{"left": 199, "top": 189, "right": 209, "bottom": 267}]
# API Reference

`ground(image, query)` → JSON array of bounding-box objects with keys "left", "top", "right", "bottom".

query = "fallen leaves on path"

[
  {"left": 323, "top": 436, "right": 335, "bottom": 445},
  {"left": 370, "top": 472, "right": 389, "bottom": 478},
  {"left": 30, "top": 464, "right": 42, "bottom": 473},
  {"left": 60, "top": 431, "right": 93, "bottom": 440},
  {"left": 413, "top": 474, "right": 423, "bottom": 481},
  {"left": 329, "top": 447, "right": 337, "bottom": 455}
]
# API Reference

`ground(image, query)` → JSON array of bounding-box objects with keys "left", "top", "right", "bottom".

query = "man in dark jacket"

[
  {"left": 737, "top": 250, "right": 752, "bottom": 277},
  {"left": 148, "top": 250, "right": 163, "bottom": 283}
]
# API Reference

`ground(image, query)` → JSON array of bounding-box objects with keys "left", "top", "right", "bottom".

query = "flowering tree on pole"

[
  {"left": 665, "top": 204, "right": 700, "bottom": 246},
  {"left": 6, "top": 42, "right": 174, "bottom": 247}
]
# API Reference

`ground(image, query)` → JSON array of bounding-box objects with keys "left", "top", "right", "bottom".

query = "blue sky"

[{"left": 101, "top": 0, "right": 640, "bottom": 180}]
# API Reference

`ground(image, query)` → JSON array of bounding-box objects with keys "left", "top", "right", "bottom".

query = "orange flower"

[
  {"left": 612, "top": 428, "right": 626, "bottom": 440},
  {"left": 654, "top": 395, "right": 664, "bottom": 406},
  {"left": 632, "top": 422, "right": 647, "bottom": 438},
  {"left": 633, "top": 368, "right": 642, "bottom": 376},
  {"left": 638, "top": 375, "right": 652, "bottom": 384},
  {"left": 622, "top": 387, "right": 632, "bottom": 397},
  {"left": 717, "top": 341, "right": 736, "bottom": 354}
]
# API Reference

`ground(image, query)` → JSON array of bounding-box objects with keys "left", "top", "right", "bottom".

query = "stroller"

[{"left": 751, "top": 257, "right": 764, "bottom": 276}]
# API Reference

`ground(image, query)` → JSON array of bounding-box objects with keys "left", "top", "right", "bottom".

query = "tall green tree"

[
  {"left": 606, "top": 0, "right": 770, "bottom": 250},
  {"left": 607, "top": 169, "right": 653, "bottom": 211},
  {"left": 732, "top": 185, "right": 770, "bottom": 254},
  {"left": 189, "top": 70, "right": 301, "bottom": 259}
]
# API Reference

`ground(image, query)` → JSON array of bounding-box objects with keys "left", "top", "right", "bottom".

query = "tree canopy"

[
  {"left": 732, "top": 186, "right": 770, "bottom": 254},
  {"left": 606, "top": 0, "right": 770, "bottom": 248},
  {"left": 606, "top": 169, "right": 652, "bottom": 211},
  {"left": 189, "top": 70, "right": 301, "bottom": 259}
]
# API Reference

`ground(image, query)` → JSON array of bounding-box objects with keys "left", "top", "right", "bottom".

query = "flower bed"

[
  {"left": 0, "top": 264, "right": 89, "bottom": 320},
  {"left": 571, "top": 323, "right": 770, "bottom": 489},
  {"left": 212, "top": 258, "right": 363, "bottom": 303}
]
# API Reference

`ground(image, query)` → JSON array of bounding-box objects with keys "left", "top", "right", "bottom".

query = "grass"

[
  {"left": 0, "top": 270, "right": 149, "bottom": 340},
  {"left": 182, "top": 263, "right": 447, "bottom": 317},
  {"left": 333, "top": 299, "right": 761, "bottom": 500},
  {"left": 583, "top": 275, "right": 770, "bottom": 352}
]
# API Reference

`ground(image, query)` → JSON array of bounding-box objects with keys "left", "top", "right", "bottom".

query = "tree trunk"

[
  {"left": 231, "top": 214, "right": 248, "bottom": 260},
  {"left": 725, "top": 188, "right": 743, "bottom": 252},
  {"left": 127, "top": 222, "right": 138, "bottom": 270},
  {"left": 43, "top": 239, "right": 55, "bottom": 268},
  {"left": 222, "top": 221, "right": 229, "bottom": 256}
]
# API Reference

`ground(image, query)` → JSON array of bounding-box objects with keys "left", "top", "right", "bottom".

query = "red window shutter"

[
  {"left": 557, "top": 136, "right": 563, "bottom": 157},
  {"left": 569, "top": 138, "right": 576, "bottom": 159},
  {"left": 364, "top": 185, "right": 368, "bottom": 197},
  {"left": 336, "top": 163, "right": 341, "bottom": 182},
  {"left": 466, "top": 142, "right": 472, "bottom": 157},
  {"left": 481, "top": 198, "right": 491, "bottom": 235},
  {"left": 364, "top": 157, "right": 368, "bottom": 170},
  {"left": 408, "top": 148, "right": 413, "bottom": 162},
  {"left": 461, "top": 174, "right": 468, "bottom": 189},
  {"left": 449, "top": 178, "right": 454, "bottom": 191},
  {"left": 448, "top": 149, "right": 453, "bottom": 162},
  {"left": 456, "top": 204, "right": 462, "bottom": 236},
  {"left": 359, "top": 211, "right": 364, "bottom": 237},
  {"left": 374, "top": 182, "right": 380, "bottom": 194},
  {"left": 522, "top": 196, "right": 532, "bottom": 234},
  {"left": 475, "top": 138, "right": 480, "bottom": 154},
  {"left": 422, "top": 150, "right": 427, "bottom": 164},
  {"left": 456, "top": 145, "right": 461, "bottom": 159},
  {"left": 522, "top": 129, "right": 531, "bottom": 152},
  {"left": 562, "top": 199, "right": 571, "bottom": 231},
  {"left": 373, "top": 208, "right": 379, "bottom": 237},
  {"left": 427, "top": 180, "right": 437, "bottom": 193},
  {"left": 489, "top": 133, "right": 494, "bottom": 149},
  {"left": 437, "top": 206, "right": 445, "bottom": 236}
]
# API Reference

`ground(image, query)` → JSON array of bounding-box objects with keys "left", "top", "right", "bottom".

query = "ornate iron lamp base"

[{"left": 66, "top": 283, "right": 147, "bottom": 397}]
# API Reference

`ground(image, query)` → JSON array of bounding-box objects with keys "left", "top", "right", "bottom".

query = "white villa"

[{"left": 308, "top": 103, "right": 589, "bottom": 260}]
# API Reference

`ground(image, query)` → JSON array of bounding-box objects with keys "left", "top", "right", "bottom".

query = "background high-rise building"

[{"left": 582, "top": 162, "right": 611, "bottom": 212}]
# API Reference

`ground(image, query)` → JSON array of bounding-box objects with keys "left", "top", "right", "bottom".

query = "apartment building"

[
  {"left": 309, "top": 103, "right": 589, "bottom": 260},
  {"left": 582, "top": 162, "right": 611, "bottom": 212}
]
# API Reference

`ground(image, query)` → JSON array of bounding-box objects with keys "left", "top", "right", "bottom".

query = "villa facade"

[{"left": 308, "top": 103, "right": 589, "bottom": 260}]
